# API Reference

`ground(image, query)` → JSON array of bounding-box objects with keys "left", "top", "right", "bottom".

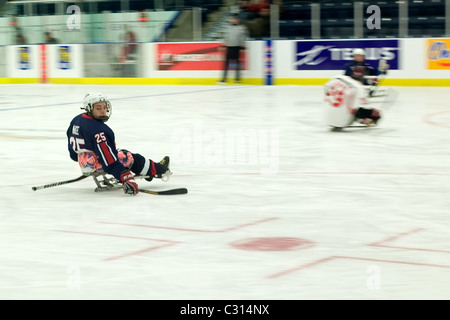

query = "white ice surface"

[{"left": 0, "top": 84, "right": 449, "bottom": 300}]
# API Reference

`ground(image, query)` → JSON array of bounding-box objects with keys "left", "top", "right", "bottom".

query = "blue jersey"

[
  {"left": 67, "top": 113, "right": 126, "bottom": 180},
  {"left": 344, "top": 61, "right": 379, "bottom": 85}
]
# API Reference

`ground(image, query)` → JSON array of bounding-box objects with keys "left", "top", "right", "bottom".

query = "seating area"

[
  {"left": 3, "top": 0, "right": 226, "bottom": 39},
  {"left": 3, "top": 0, "right": 447, "bottom": 40},
  {"left": 6, "top": 0, "right": 224, "bottom": 18},
  {"left": 279, "top": 0, "right": 447, "bottom": 39},
  {"left": 167, "top": 1, "right": 224, "bottom": 23}
]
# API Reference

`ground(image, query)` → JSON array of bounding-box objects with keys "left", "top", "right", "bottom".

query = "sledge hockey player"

[
  {"left": 344, "top": 48, "right": 389, "bottom": 97},
  {"left": 66, "top": 92, "right": 171, "bottom": 195},
  {"left": 324, "top": 74, "right": 381, "bottom": 129}
]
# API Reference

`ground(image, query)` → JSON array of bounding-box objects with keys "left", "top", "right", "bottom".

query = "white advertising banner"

[
  {"left": 47, "top": 44, "right": 84, "bottom": 78},
  {"left": 6, "top": 45, "right": 41, "bottom": 78}
]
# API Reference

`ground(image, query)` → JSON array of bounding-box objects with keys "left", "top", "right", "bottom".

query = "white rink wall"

[{"left": 1, "top": 38, "right": 449, "bottom": 85}]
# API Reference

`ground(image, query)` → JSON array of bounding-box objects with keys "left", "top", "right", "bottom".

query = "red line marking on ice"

[
  {"left": 371, "top": 245, "right": 450, "bottom": 254},
  {"left": 267, "top": 228, "right": 450, "bottom": 279},
  {"left": 267, "top": 256, "right": 450, "bottom": 279},
  {"left": 104, "top": 242, "right": 178, "bottom": 261},
  {"left": 368, "top": 228, "right": 450, "bottom": 254},
  {"left": 423, "top": 110, "right": 450, "bottom": 128},
  {"left": 336, "top": 256, "right": 450, "bottom": 269},
  {"left": 368, "top": 228, "right": 424, "bottom": 246},
  {"left": 56, "top": 229, "right": 176, "bottom": 243},
  {"left": 56, "top": 218, "right": 277, "bottom": 261},
  {"left": 55, "top": 230, "right": 180, "bottom": 261},
  {"left": 266, "top": 257, "right": 334, "bottom": 279},
  {"left": 98, "top": 217, "right": 278, "bottom": 233}
]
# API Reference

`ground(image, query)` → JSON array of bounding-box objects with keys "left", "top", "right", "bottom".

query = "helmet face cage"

[{"left": 82, "top": 93, "right": 112, "bottom": 122}]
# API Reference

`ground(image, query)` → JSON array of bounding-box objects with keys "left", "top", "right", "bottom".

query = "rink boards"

[{"left": 0, "top": 37, "right": 449, "bottom": 86}]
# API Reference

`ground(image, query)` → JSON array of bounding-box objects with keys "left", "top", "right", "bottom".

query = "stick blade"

[
  {"left": 160, "top": 188, "right": 188, "bottom": 195},
  {"left": 140, "top": 188, "right": 188, "bottom": 195}
]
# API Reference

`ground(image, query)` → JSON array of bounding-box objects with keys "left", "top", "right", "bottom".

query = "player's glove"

[{"left": 120, "top": 170, "right": 139, "bottom": 195}]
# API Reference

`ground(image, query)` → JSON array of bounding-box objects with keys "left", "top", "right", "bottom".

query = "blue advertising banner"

[
  {"left": 295, "top": 40, "right": 399, "bottom": 70},
  {"left": 58, "top": 46, "right": 72, "bottom": 70},
  {"left": 18, "top": 46, "right": 31, "bottom": 70}
]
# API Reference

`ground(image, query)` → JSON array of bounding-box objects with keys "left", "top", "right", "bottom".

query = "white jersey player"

[{"left": 324, "top": 75, "right": 381, "bottom": 129}]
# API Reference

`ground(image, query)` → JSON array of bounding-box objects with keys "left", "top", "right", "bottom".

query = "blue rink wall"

[{"left": 0, "top": 38, "right": 449, "bottom": 86}]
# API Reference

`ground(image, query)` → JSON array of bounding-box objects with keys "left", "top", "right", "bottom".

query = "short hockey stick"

[
  {"left": 139, "top": 188, "right": 188, "bottom": 195},
  {"left": 32, "top": 174, "right": 89, "bottom": 191}
]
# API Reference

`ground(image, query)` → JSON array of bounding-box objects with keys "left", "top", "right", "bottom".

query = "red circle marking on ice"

[{"left": 230, "top": 237, "right": 314, "bottom": 251}]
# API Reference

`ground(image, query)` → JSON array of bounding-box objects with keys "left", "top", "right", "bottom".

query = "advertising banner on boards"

[
  {"left": 295, "top": 39, "right": 399, "bottom": 71},
  {"left": 426, "top": 39, "right": 450, "bottom": 70},
  {"left": 157, "top": 43, "right": 247, "bottom": 71}
]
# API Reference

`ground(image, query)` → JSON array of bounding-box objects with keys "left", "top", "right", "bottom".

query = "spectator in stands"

[
  {"left": 217, "top": 14, "right": 249, "bottom": 84},
  {"left": 236, "top": 0, "right": 254, "bottom": 21},
  {"left": 15, "top": 27, "right": 27, "bottom": 45},
  {"left": 237, "top": 0, "right": 276, "bottom": 38},
  {"left": 45, "top": 31, "right": 58, "bottom": 44},
  {"left": 246, "top": 6, "right": 270, "bottom": 38},
  {"left": 247, "top": 0, "right": 269, "bottom": 13},
  {"left": 119, "top": 25, "right": 137, "bottom": 62}
]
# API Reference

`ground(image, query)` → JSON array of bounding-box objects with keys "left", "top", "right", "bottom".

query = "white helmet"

[
  {"left": 82, "top": 92, "right": 112, "bottom": 122},
  {"left": 353, "top": 48, "right": 365, "bottom": 56}
]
